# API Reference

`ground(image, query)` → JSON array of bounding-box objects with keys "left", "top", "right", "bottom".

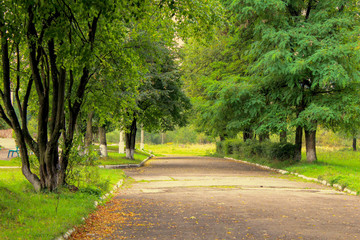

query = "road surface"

[{"left": 71, "top": 156, "right": 360, "bottom": 240}]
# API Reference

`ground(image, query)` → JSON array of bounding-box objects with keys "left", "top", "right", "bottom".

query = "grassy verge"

[
  {"left": 285, "top": 148, "right": 360, "bottom": 193},
  {"left": 0, "top": 159, "right": 20, "bottom": 166},
  {"left": 145, "top": 143, "right": 216, "bottom": 156},
  {"left": 98, "top": 151, "right": 150, "bottom": 165},
  {"left": 0, "top": 166, "right": 126, "bottom": 239},
  {"left": 221, "top": 147, "right": 360, "bottom": 194}
]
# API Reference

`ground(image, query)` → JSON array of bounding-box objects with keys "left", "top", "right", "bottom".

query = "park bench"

[{"left": 8, "top": 146, "right": 19, "bottom": 158}]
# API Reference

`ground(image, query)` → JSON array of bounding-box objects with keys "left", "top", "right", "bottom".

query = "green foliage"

[
  {"left": 0, "top": 0, "right": 221, "bottom": 191},
  {"left": 182, "top": 0, "right": 360, "bottom": 159},
  {"left": 65, "top": 136, "right": 100, "bottom": 188},
  {"left": 217, "top": 139, "right": 297, "bottom": 161},
  {"left": 136, "top": 42, "right": 192, "bottom": 133}
]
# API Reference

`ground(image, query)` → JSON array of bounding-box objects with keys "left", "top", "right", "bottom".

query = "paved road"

[{"left": 72, "top": 156, "right": 360, "bottom": 240}]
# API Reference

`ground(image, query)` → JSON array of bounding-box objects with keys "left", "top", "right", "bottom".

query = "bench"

[{"left": 8, "top": 146, "right": 19, "bottom": 158}]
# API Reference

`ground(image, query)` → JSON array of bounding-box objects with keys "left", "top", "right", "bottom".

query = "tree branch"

[
  {"left": 15, "top": 43, "right": 23, "bottom": 119},
  {"left": 305, "top": 0, "right": 312, "bottom": 20}
]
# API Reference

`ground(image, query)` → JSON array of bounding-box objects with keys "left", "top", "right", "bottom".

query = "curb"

[
  {"left": 224, "top": 156, "right": 358, "bottom": 196},
  {"left": 55, "top": 179, "right": 125, "bottom": 240},
  {"left": 98, "top": 154, "right": 154, "bottom": 169}
]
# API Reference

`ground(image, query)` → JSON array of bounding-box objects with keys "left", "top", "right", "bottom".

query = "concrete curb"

[
  {"left": 55, "top": 179, "right": 125, "bottom": 240},
  {"left": 224, "top": 156, "right": 358, "bottom": 196},
  {"left": 98, "top": 154, "right": 154, "bottom": 169}
]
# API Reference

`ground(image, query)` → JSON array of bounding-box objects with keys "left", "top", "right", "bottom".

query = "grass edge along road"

[
  {"left": 1, "top": 143, "right": 360, "bottom": 239},
  {"left": 219, "top": 146, "right": 360, "bottom": 195},
  {"left": 0, "top": 148, "right": 150, "bottom": 240}
]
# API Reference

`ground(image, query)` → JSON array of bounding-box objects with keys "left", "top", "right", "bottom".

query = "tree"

[
  {"left": 0, "top": 1, "right": 112, "bottom": 191},
  {"left": 227, "top": 0, "right": 360, "bottom": 162},
  {"left": 124, "top": 41, "right": 191, "bottom": 159}
]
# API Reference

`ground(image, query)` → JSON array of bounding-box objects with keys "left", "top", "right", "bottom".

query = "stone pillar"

[{"left": 119, "top": 130, "right": 125, "bottom": 154}]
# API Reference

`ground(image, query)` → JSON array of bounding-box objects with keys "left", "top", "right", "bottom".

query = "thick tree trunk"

[
  {"left": 305, "top": 130, "right": 317, "bottom": 162},
  {"left": 84, "top": 111, "right": 94, "bottom": 154},
  {"left": 125, "top": 118, "right": 137, "bottom": 159},
  {"left": 161, "top": 132, "right": 165, "bottom": 144},
  {"left": 0, "top": 6, "right": 101, "bottom": 192},
  {"left": 305, "top": 127, "right": 317, "bottom": 163},
  {"left": 353, "top": 138, "right": 357, "bottom": 151},
  {"left": 219, "top": 133, "right": 228, "bottom": 142},
  {"left": 57, "top": 68, "right": 91, "bottom": 186},
  {"left": 259, "top": 132, "right": 270, "bottom": 142},
  {"left": 243, "top": 128, "right": 253, "bottom": 142},
  {"left": 99, "top": 125, "right": 108, "bottom": 157},
  {"left": 294, "top": 126, "right": 303, "bottom": 161},
  {"left": 280, "top": 131, "right": 287, "bottom": 143},
  {"left": 119, "top": 130, "right": 125, "bottom": 153}
]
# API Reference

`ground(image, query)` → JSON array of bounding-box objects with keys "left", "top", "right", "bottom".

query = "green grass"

[
  {"left": 284, "top": 148, "right": 360, "bottom": 193},
  {"left": 222, "top": 147, "right": 360, "bottom": 194},
  {"left": 0, "top": 159, "right": 20, "bottom": 166},
  {"left": 98, "top": 151, "right": 150, "bottom": 165},
  {"left": 0, "top": 167, "right": 126, "bottom": 240},
  {"left": 145, "top": 143, "right": 216, "bottom": 156}
]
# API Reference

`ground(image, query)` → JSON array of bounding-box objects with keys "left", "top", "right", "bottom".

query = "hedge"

[{"left": 217, "top": 139, "right": 297, "bottom": 161}]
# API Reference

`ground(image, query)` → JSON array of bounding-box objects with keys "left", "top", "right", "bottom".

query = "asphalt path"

[{"left": 71, "top": 156, "right": 360, "bottom": 240}]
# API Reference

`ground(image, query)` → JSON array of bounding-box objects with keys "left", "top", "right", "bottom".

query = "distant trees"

[
  {"left": 182, "top": 0, "right": 360, "bottom": 162},
  {"left": 123, "top": 42, "right": 191, "bottom": 159}
]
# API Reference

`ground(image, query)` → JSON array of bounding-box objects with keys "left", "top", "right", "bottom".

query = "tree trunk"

[
  {"left": 305, "top": 125, "right": 317, "bottom": 163},
  {"left": 294, "top": 126, "right": 303, "bottom": 161},
  {"left": 243, "top": 128, "right": 253, "bottom": 142},
  {"left": 84, "top": 111, "right": 94, "bottom": 154},
  {"left": 99, "top": 125, "right": 107, "bottom": 157},
  {"left": 353, "top": 138, "right": 357, "bottom": 151},
  {"left": 119, "top": 130, "right": 125, "bottom": 153},
  {"left": 161, "top": 132, "right": 165, "bottom": 144},
  {"left": 280, "top": 131, "right": 287, "bottom": 143},
  {"left": 219, "top": 135, "right": 225, "bottom": 141},
  {"left": 259, "top": 132, "right": 269, "bottom": 142},
  {"left": 125, "top": 118, "right": 137, "bottom": 159}
]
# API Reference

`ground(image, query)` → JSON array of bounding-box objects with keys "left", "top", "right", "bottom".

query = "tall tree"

[
  {"left": 0, "top": 0, "right": 113, "bottom": 191},
  {"left": 124, "top": 42, "right": 191, "bottom": 159},
  {"left": 227, "top": 0, "right": 360, "bottom": 162}
]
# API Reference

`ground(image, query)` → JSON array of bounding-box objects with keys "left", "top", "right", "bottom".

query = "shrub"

[
  {"left": 268, "top": 143, "right": 297, "bottom": 161},
  {"left": 216, "top": 141, "right": 224, "bottom": 154},
  {"left": 223, "top": 140, "right": 233, "bottom": 155},
  {"left": 217, "top": 139, "right": 296, "bottom": 161}
]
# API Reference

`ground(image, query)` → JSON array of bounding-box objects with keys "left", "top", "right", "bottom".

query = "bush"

[
  {"left": 217, "top": 139, "right": 296, "bottom": 161},
  {"left": 268, "top": 142, "right": 297, "bottom": 161},
  {"left": 216, "top": 141, "right": 223, "bottom": 154}
]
